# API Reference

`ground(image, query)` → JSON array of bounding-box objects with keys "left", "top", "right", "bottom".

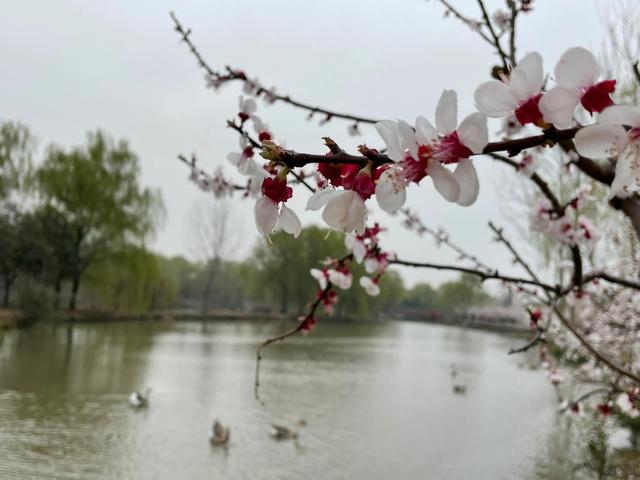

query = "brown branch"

[
  {"left": 492, "top": 153, "right": 566, "bottom": 214},
  {"left": 226, "top": 120, "right": 316, "bottom": 193},
  {"left": 507, "top": 0, "right": 518, "bottom": 66},
  {"left": 435, "top": 0, "right": 493, "bottom": 45},
  {"left": 633, "top": 61, "right": 640, "bottom": 86},
  {"left": 489, "top": 221, "right": 541, "bottom": 282},
  {"left": 177, "top": 154, "right": 247, "bottom": 191},
  {"left": 558, "top": 139, "right": 615, "bottom": 185},
  {"left": 559, "top": 387, "right": 613, "bottom": 413},
  {"left": 487, "top": 153, "right": 583, "bottom": 288},
  {"left": 578, "top": 271, "right": 640, "bottom": 291},
  {"left": 553, "top": 306, "right": 640, "bottom": 385},
  {"left": 508, "top": 328, "right": 545, "bottom": 355},
  {"left": 616, "top": 196, "right": 640, "bottom": 240},
  {"left": 277, "top": 126, "right": 582, "bottom": 169},
  {"left": 170, "top": 11, "right": 381, "bottom": 125},
  {"left": 399, "top": 208, "right": 494, "bottom": 273},
  {"left": 254, "top": 254, "right": 353, "bottom": 403},
  {"left": 390, "top": 258, "right": 558, "bottom": 292},
  {"left": 477, "top": 0, "right": 509, "bottom": 70}
]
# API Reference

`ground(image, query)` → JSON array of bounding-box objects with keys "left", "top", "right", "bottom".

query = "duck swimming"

[
  {"left": 129, "top": 388, "right": 151, "bottom": 408},
  {"left": 209, "top": 420, "right": 230, "bottom": 446}
]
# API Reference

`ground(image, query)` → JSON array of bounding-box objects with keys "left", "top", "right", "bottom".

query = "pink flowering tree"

[{"left": 170, "top": 1, "right": 640, "bottom": 418}]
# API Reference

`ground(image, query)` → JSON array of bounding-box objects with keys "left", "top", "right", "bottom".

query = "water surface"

[{"left": 0, "top": 320, "right": 562, "bottom": 479}]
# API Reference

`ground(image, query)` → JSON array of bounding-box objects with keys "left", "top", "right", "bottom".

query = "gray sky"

[{"left": 0, "top": 0, "right": 612, "bottom": 286}]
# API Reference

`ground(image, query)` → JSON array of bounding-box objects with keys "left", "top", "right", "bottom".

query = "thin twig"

[
  {"left": 489, "top": 221, "right": 541, "bottom": 283},
  {"left": 508, "top": 328, "right": 545, "bottom": 355},
  {"left": 553, "top": 306, "right": 640, "bottom": 385},
  {"left": 435, "top": 0, "right": 493, "bottom": 44},
  {"left": 170, "top": 11, "right": 381, "bottom": 125},
  {"left": 390, "top": 258, "right": 558, "bottom": 292},
  {"left": 477, "top": 0, "right": 509, "bottom": 70},
  {"left": 254, "top": 254, "right": 353, "bottom": 403},
  {"left": 559, "top": 387, "right": 613, "bottom": 413}
]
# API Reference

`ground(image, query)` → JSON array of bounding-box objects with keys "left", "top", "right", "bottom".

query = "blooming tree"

[{"left": 170, "top": 0, "right": 640, "bottom": 419}]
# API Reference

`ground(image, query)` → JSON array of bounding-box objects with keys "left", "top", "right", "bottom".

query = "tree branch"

[
  {"left": 489, "top": 152, "right": 564, "bottom": 213},
  {"left": 254, "top": 254, "right": 353, "bottom": 403},
  {"left": 170, "top": 11, "right": 381, "bottom": 125},
  {"left": 553, "top": 306, "right": 640, "bottom": 385},
  {"left": 489, "top": 221, "right": 541, "bottom": 282},
  {"left": 508, "top": 328, "right": 545, "bottom": 355},
  {"left": 390, "top": 258, "right": 558, "bottom": 292},
  {"left": 435, "top": 0, "right": 493, "bottom": 45},
  {"left": 276, "top": 126, "right": 582, "bottom": 169},
  {"left": 477, "top": 0, "right": 509, "bottom": 70}
]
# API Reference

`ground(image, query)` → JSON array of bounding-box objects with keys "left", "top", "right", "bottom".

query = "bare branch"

[
  {"left": 390, "top": 258, "right": 558, "bottom": 292},
  {"left": 579, "top": 270, "right": 640, "bottom": 291},
  {"left": 489, "top": 221, "right": 541, "bottom": 282},
  {"left": 170, "top": 11, "right": 381, "bottom": 125},
  {"left": 553, "top": 306, "right": 640, "bottom": 385},
  {"left": 254, "top": 254, "right": 353, "bottom": 403},
  {"left": 477, "top": 0, "right": 509, "bottom": 70},
  {"left": 508, "top": 328, "right": 545, "bottom": 355}
]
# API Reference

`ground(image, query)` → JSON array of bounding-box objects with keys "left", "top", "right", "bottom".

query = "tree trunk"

[
  {"left": 68, "top": 226, "right": 85, "bottom": 311},
  {"left": 53, "top": 273, "right": 62, "bottom": 309},
  {"left": 2, "top": 277, "right": 12, "bottom": 308},
  {"left": 68, "top": 272, "right": 80, "bottom": 311},
  {"left": 279, "top": 281, "right": 288, "bottom": 314},
  {"left": 201, "top": 262, "right": 216, "bottom": 314}
]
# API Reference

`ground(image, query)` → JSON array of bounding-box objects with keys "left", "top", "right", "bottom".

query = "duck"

[
  {"left": 128, "top": 388, "right": 151, "bottom": 408},
  {"left": 209, "top": 420, "right": 230, "bottom": 446},
  {"left": 270, "top": 424, "right": 298, "bottom": 440},
  {"left": 452, "top": 384, "right": 467, "bottom": 395}
]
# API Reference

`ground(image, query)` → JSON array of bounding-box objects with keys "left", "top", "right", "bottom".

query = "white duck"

[
  {"left": 209, "top": 420, "right": 230, "bottom": 446},
  {"left": 128, "top": 388, "right": 151, "bottom": 408}
]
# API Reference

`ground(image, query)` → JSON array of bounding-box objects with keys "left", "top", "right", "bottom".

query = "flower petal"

[
  {"left": 322, "top": 190, "right": 367, "bottom": 232},
  {"left": 611, "top": 143, "right": 640, "bottom": 198},
  {"left": 310, "top": 268, "right": 327, "bottom": 289},
  {"left": 555, "top": 47, "right": 600, "bottom": 89},
  {"left": 509, "top": 52, "right": 544, "bottom": 100},
  {"left": 457, "top": 112, "right": 488, "bottom": 154},
  {"left": 375, "top": 120, "right": 404, "bottom": 161},
  {"left": 277, "top": 204, "right": 302, "bottom": 238},
  {"left": 415, "top": 116, "right": 437, "bottom": 144},
  {"left": 538, "top": 86, "right": 581, "bottom": 128},
  {"left": 227, "top": 152, "right": 242, "bottom": 167},
  {"left": 375, "top": 169, "right": 406, "bottom": 212},
  {"left": 575, "top": 124, "right": 628, "bottom": 159},
  {"left": 306, "top": 187, "right": 339, "bottom": 211},
  {"left": 599, "top": 105, "right": 640, "bottom": 128},
  {"left": 398, "top": 120, "right": 418, "bottom": 159},
  {"left": 474, "top": 81, "right": 518, "bottom": 117},
  {"left": 345, "top": 234, "right": 366, "bottom": 263},
  {"left": 435, "top": 90, "right": 458, "bottom": 134},
  {"left": 359, "top": 276, "right": 380, "bottom": 296},
  {"left": 453, "top": 159, "right": 479, "bottom": 206},
  {"left": 254, "top": 196, "right": 278, "bottom": 237},
  {"left": 427, "top": 160, "right": 460, "bottom": 202}
]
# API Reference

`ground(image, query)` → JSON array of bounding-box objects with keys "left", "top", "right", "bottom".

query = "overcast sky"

[{"left": 0, "top": 0, "right": 614, "bottom": 287}]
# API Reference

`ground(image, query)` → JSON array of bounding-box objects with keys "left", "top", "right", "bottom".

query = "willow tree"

[
  {"left": 36, "top": 131, "right": 164, "bottom": 310},
  {"left": 0, "top": 121, "right": 34, "bottom": 202}
]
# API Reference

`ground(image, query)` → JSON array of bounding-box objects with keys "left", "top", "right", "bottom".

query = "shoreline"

[{"left": 0, "top": 308, "right": 530, "bottom": 335}]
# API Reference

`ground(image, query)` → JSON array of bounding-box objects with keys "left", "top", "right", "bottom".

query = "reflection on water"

[{"left": 0, "top": 320, "right": 635, "bottom": 479}]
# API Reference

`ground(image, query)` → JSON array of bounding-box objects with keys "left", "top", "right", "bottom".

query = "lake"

[{"left": 0, "top": 320, "right": 625, "bottom": 479}]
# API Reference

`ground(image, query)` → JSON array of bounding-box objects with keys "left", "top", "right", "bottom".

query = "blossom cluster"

[
  {"left": 303, "top": 224, "right": 393, "bottom": 333},
  {"left": 529, "top": 184, "right": 599, "bottom": 249}
]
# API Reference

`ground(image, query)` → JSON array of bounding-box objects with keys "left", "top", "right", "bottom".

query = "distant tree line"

[
  {"left": 0, "top": 121, "right": 164, "bottom": 313},
  {"left": 0, "top": 121, "right": 493, "bottom": 320}
]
